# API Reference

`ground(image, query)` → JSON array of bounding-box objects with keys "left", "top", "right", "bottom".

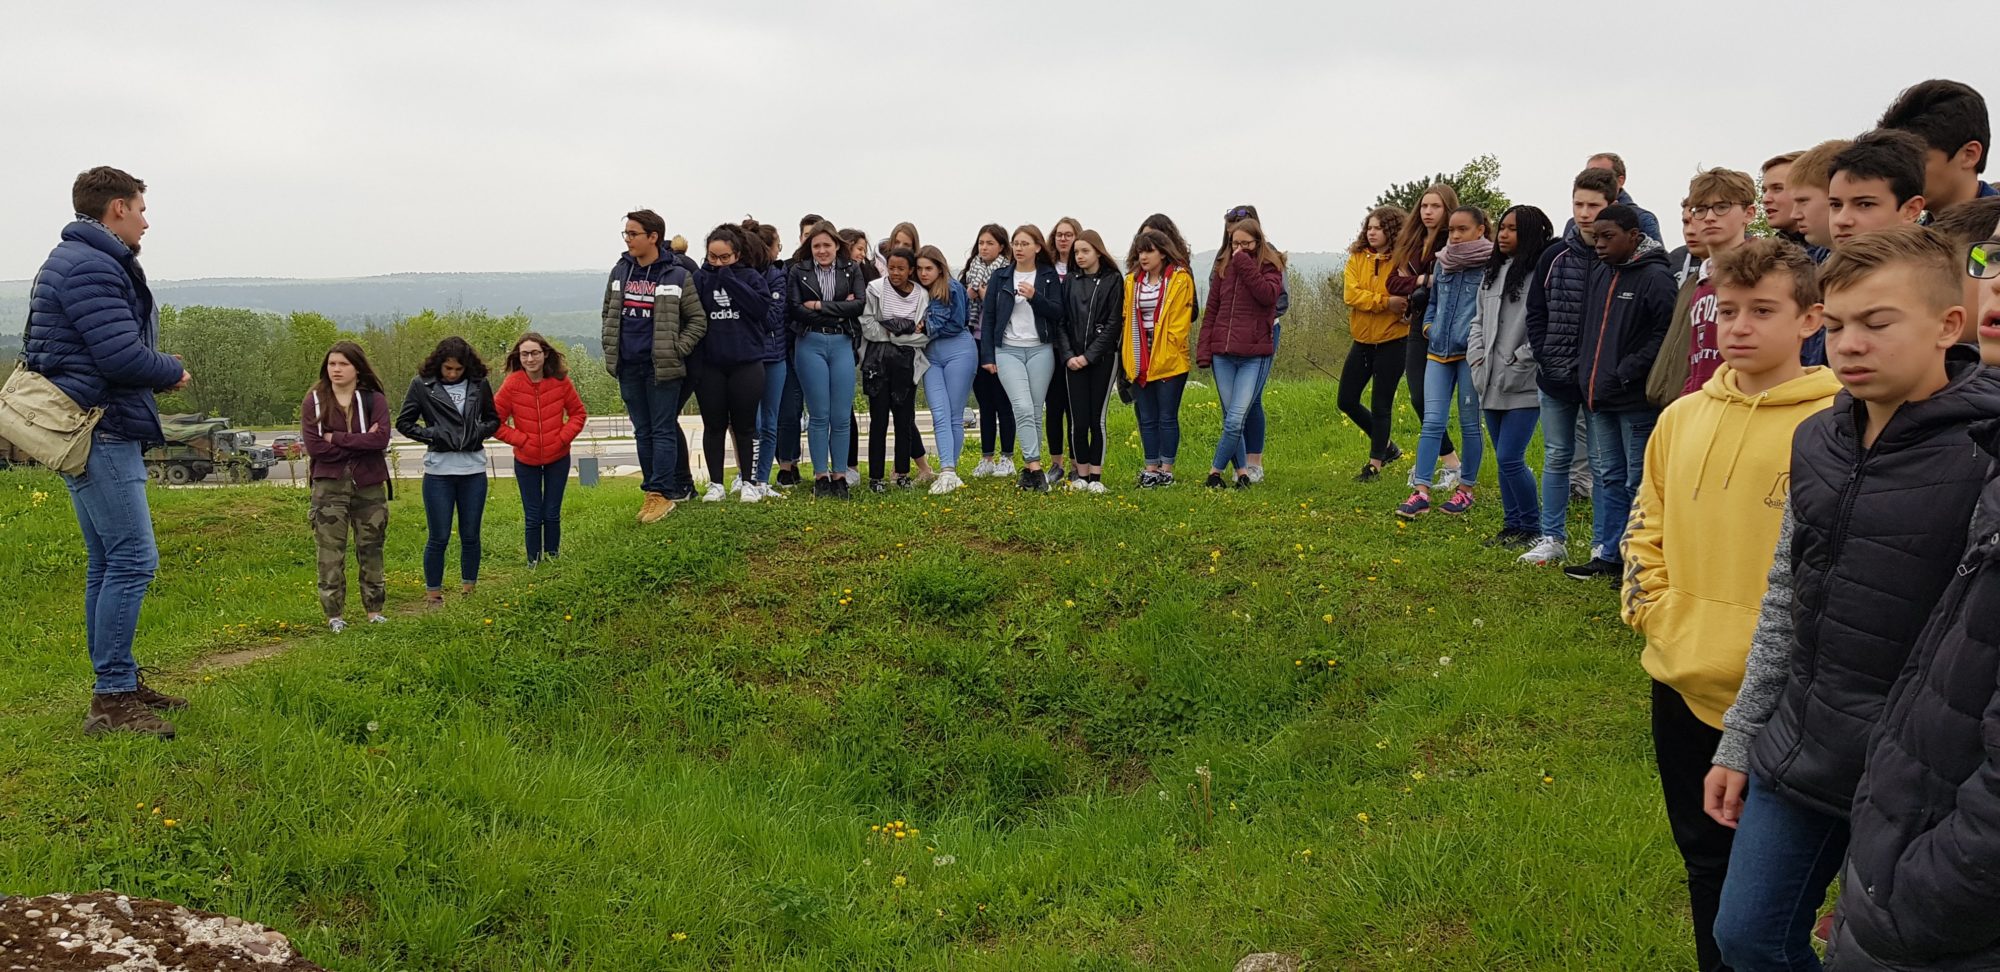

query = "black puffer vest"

[
  {"left": 1750, "top": 347, "right": 2000, "bottom": 818},
  {"left": 1532, "top": 229, "right": 1594, "bottom": 398}
]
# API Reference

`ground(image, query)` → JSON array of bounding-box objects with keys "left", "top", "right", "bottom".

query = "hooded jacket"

[
  {"left": 1523, "top": 227, "right": 1597, "bottom": 402},
  {"left": 1121, "top": 267, "right": 1196, "bottom": 384},
  {"left": 1468, "top": 258, "right": 1540, "bottom": 411},
  {"left": 1833, "top": 419, "right": 2000, "bottom": 972},
  {"left": 600, "top": 252, "right": 706, "bottom": 383},
  {"left": 1623, "top": 363, "right": 1843, "bottom": 727},
  {"left": 692, "top": 263, "right": 777, "bottom": 368},
  {"left": 1196, "top": 250, "right": 1284, "bottom": 365},
  {"left": 22, "top": 219, "right": 184, "bottom": 445},
  {"left": 301, "top": 388, "right": 392, "bottom": 487},
  {"left": 1746, "top": 347, "right": 2000, "bottom": 819},
  {"left": 493, "top": 370, "right": 587, "bottom": 467},
  {"left": 1577, "top": 238, "right": 1676, "bottom": 411},
  {"left": 1343, "top": 249, "right": 1409, "bottom": 346},
  {"left": 1056, "top": 265, "right": 1124, "bottom": 366}
]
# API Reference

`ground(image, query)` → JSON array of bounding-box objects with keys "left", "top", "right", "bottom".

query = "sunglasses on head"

[
  {"left": 1225, "top": 207, "right": 1254, "bottom": 220},
  {"left": 1970, "top": 240, "right": 2000, "bottom": 280}
]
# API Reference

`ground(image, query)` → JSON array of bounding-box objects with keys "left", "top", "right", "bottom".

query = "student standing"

[
  {"left": 1341, "top": 205, "right": 1411, "bottom": 481},
  {"left": 1044, "top": 217, "right": 1083, "bottom": 483},
  {"left": 1216, "top": 204, "right": 1288, "bottom": 482},
  {"left": 302, "top": 341, "right": 392, "bottom": 631},
  {"left": 1470, "top": 206, "right": 1552, "bottom": 546},
  {"left": 788, "top": 220, "right": 868, "bottom": 498},
  {"left": 1564, "top": 205, "right": 1675, "bottom": 581},
  {"left": 743, "top": 218, "right": 791, "bottom": 499},
  {"left": 603, "top": 208, "right": 705, "bottom": 523},
  {"left": 1198, "top": 218, "right": 1286, "bottom": 489},
  {"left": 860, "top": 247, "right": 931, "bottom": 491},
  {"left": 979, "top": 225, "right": 1066, "bottom": 492},
  {"left": 1699, "top": 229, "right": 1997, "bottom": 972},
  {"left": 1388, "top": 184, "right": 1462, "bottom": 489},
  {"left": 773, "top": 213, "right": 824, "bottom": 489},
  {"left": 1056, "top": 230, "right": 1124, "bottom": 492},
  {"left": 917, "top": 244, "right": 974, "bottom": 494},
  {"left": 1877, "top": 78, "right": 1995, "bottom": 210},
  {"left": 1654, "top": 169, "right": 1760, "bottom": 400},
  {"left": 1124, "top": 228, "right": 1196, "bottom": 487},
  {"left": 493, "top": 332, "right": 585, "bottom": 564},
  {"left": 1827, "top": 129, "right": 1931, "bottom": 246},
  {"left": 396, "top": 337, "right": 500, "bottom": 608},
  {"left": 1620, "top": 238, "right": 1844, "bottom": 972},
  {"left": 692, "top": 224, "right": 775, "bottom": 502},
  {"left": 1396, "top": 207, "right": 1491, "bottom": 518},
  {"left": 960, "top": 224, "right": 1016, "bottom": 478}
]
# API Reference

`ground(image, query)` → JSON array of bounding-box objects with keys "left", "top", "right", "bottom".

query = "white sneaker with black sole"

[{"left": 1518, "top": 536, "right": 1568, "bottom": 566}]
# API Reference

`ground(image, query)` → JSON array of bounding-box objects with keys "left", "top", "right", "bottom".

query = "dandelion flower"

[
  {"left": 163, "top": 819, "right": 177, "bottom": 828},
  {"left": 1327, "top": 659, "right": 1337, "bottom": 667},
  {"left": 1542, "top": 775, "right": 1555, "bottom": 785},
  {"left": 483, "top": 618, "right": 493, "bottom": 625},
  {"left": 1064, "top": 600, "right": 1075, "bottom": 607},
  {"left": 152, "top": 807, "right": 161, "bottom": 814},
  {"left": 672, "top": 931, "right": 688, "bottom": 942},
  {"left": 1355, "top": 812, "right": 1371, "bottom": 824},
  {"left": 1322, "top": 614, "right": 1333, "bottom": 623},
  {"left": 1294, "top": 659, "right": 1302, "bottom": 667},
  {"left": 564, "top": 614, "right": 573, "bottom": 622},
  {"left": 1411, "top": 771, "right": 1426, "bottom": 781},
  {"left": 892, "top": 874, "right": 908, "bottom": 888}
]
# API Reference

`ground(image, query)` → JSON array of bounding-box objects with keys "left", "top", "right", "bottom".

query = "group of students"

[{"left": 603, "top": 204, "right": 1291, "bottom": 520}]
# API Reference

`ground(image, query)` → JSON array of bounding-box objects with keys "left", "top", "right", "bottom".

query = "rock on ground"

[
  {"left": 1233, "top": 953, "right": 1302, "bottom": 972},
  {"left": 0, "top": 891, "right": 324, "bottom": 971}
]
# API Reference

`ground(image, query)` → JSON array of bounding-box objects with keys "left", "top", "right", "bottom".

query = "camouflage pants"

[{"left": 311, "top": 476, "right": 388, "bottom": 619}]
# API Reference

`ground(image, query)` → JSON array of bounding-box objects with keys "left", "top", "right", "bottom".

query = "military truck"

[{"left": 146, "top": 414, "right": 277, "bottom": 484}]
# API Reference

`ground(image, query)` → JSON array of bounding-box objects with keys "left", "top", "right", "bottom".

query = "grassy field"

[{"left": 0, "top": 380, "right": 1692, "bottom": 971}]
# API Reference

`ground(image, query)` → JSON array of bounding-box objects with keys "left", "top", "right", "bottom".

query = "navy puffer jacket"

[
  {"left": 21, "top": 219, "right": 183, "bottom": 445},
  {"left": 1523, "top": 226, "right": 1595, "bottom": 402}
]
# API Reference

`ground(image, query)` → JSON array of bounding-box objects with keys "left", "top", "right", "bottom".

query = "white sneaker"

[
  {"left": 739, "top": 482, "right": 762, "bottom": 503},
  {"left": 1519, "top": 536, "right": 1568, "bottom": 566},
  {"left": 1085, "top": 480, "right": 1107, "bottom": 494},
  {"left": 1245, "top": 465, "right": 1265, "bottom": 484},
  {"left": 972, "top": 458, "right": 997, "bottom": 478},
  {"left": 1436, "top": 466, "right": 1461, "bottom": 491},
  {"left": 729, "top": 478, "right": 743, "bottom": 494},
  {"left": 845, "top": 467, "right": 860, "bottom": 485},
  {"left": 702, "top": 483, "right": 727, "bottom": 502},
  {"left": 930, "top": 470, "right": 961, "bottom": 495},
  {"left": 995, "top": 457, "right": 1016, "bottom": 477},
  {"left": 1063, "top": 476, "right": 1086, "bottom": 491},
  {"left": 328, "top": 617, "right": 347, "bottom": 634}
]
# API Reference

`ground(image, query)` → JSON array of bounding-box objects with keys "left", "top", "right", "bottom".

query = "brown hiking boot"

[
  {"left": 638, "top": 492, "right": 674, "bottom": 524},
  {"left": 423, "top": 589, "right": 445, "bottom": 610},
  {"left": 84, "top": 692, "right": 176, "bottom": 739},
  {"left": 132, "top": 673, "right": 188, "bottom": 711}
]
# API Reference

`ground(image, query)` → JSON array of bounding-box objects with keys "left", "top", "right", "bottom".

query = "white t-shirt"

[
  {"left": 1004, "top": 270, "right": 1041, "bottom": 347},
  {"left": 1054, "top": 260, "right": 1070, "bottom": 281}
]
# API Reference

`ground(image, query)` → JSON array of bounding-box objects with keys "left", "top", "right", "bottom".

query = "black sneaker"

[
  {"left": 1156, "top": 471, "right": 1176, "bottom": 487},
  {"left": 1032, "top": 468, "right": 1051, "bottom": 492},
  {"left": 1384, "top": 442, "right": 1404, "bottom": 464},
  {"left": 1234, "top": 473, "right": 1251, "bottom": 489},
  {"left": 1018, "top": 467, "right": 1038, "bottom": 491},
  {"left": 833, "top": 478, "right": 852, "bottom": 499},
  {"left": 1048, "top": 460, "right": 1065, "bottom": 482},
  {"left": 1562, "top": 557, "right": 1621, "bottom": 581},
  {"left": 868, "top": 479, "right": 888, "bottom": 494},
  {"left": 811, "top": 478, "right": 829, "bottom": 498},
  {"left": 777, "top": 467, "right": 801, "bottom": 488},
  {"left": 1482, "top": 528, "right": 1536, "bottom": 549},
  {"left": 1356, "top": 463, "right": 1382, "bottom": 483},
  {"left": 1138, "top": 471, "right": 1160, "bottom": 489},
  {"left": 893, "top": 475, "right": 913, "bottom": 490},
  {"left": 1205, "top": 472, "right": 1226, "bottom": 489}
]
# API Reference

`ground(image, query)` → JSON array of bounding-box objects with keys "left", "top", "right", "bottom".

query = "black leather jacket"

[
  {"left": 1056, "top": 267, "right": 1125, "bottom": 366},
  {"left": 395, "top": 375, "right": 500, "bottom": 453}
]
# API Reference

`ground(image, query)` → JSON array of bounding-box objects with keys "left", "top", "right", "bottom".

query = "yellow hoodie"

[{"left": 1624, "top": 363, "right": 1842, "bottom": 728}]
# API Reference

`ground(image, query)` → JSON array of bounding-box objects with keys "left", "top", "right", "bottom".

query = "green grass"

[{"left": 0, "top": 380, "right": 1687, "bottom": 970}]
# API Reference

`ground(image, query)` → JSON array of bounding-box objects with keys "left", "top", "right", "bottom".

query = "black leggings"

[
  {"left": 975, "top": 367, "right": 1015, "bottom": 457},
  {"left": 1404, "top": 332, "right": 1455, "bottom": 458},
  {"left": 1339, "top": 337, "right": 1406, "bottom": 463},
  {"left": 867, "top": 392, "right": 920, "bottom": 479},
  {"left": 694, "top": 361, "right": 765, "bottom": 484},
  {"left": 1065, "top": 358, "right": 1115, "bottom": 466},
  {"left": 1044, "top": 364, "right": 1070, "bottom": 458}
]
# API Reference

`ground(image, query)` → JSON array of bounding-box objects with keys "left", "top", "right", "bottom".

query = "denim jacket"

[{"left": 1421, "top": 265, "right": 1482, "bottom": 361}]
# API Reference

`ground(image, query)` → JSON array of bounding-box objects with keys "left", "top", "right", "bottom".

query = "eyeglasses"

[
  {"left": 518, "top": 348, "right": 546, "bottom": 357},
  {"left": 1970, "top": 240, "right": 2000, "bottom": 279},
  {"left": 1682, "top": 202, "right": 1743, "bottom": 219},
  {"left": 621, "top": 230, "right": 648, "bottom": 240}
]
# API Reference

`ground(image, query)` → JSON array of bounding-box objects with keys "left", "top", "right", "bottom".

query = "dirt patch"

[{"left": 0, "top": 890, "right": 323, "bottom": 970}]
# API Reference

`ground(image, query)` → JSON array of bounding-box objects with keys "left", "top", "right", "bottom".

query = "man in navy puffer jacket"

[{"left": 21, "top": 166, "right": 190, "bottom": 739}]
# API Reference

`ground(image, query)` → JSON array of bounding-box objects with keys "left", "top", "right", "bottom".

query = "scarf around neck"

[{"left": 1436, "top": 238, "right": 1495, "bottom": 274}]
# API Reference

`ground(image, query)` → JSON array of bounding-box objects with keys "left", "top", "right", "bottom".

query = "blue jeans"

[
  {"left": 1241, "top": 322, "right": 1278, "bottom": 461},
  {"left": 753, "top": 357, "right": 788, "bottom": 484},
  {"left": 1714, "top": 774, "right": 1849, "bottom": 972},
  {"left": 1414, "top": 358, "right": 1483, "bottom": 488},
  {"left": 421, "top": 473, "right": 488, "bottom": 589},
  {"left": 616, "top": 367, "right": 682, "bottom": 496},
  {"left": 1537, "top": 392, "right": 1583, "bottom": 541},
  {"left": 1133, "top": 372, "right": 1187, "bottom": 466},
  {"left": 513, "top": 456, "right": 568, "bottom": 563},
  {"left": 1586, "top": 406, "right": 1659, "bottom": 560},
  {"left": 61, "top": 437, "right": 157, "bottom": 694},
  {"left": 793, "top": 330, "right": 856, "bottom": 477},
  {"left": 1484, "top": 408, "right": 1542, "bottom": 532},
  {"left": 924, "top": 331, "right": 978, "bottom": 469},
  {"left": 777, "top": 361, "right": 804, "bottom": 466},
  {"left": 1211, "top": 353, "right": 1269, "bottom": 473},
  {"left": 994, "top": 344, "right": 1055, "bottom": 463}
]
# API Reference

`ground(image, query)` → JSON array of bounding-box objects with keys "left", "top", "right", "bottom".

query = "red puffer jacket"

[
  {"left": 1196, "top": 249, "right": 1284, "bottom": 366},
  {"left": 494, "top": 371, "right": 586, "bottom": 466}
]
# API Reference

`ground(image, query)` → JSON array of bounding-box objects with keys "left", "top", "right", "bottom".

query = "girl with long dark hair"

[
  {"left": 1042, "top": 217, "right": 1084, "bottom": 482},
  {"left": 1342, "top": 205, "right": 1411, "bottom": 480},
  {"left": 788, "top": 220, "right": 868, "bottom": 498},
  {"left": 302, "top": 341, "right": 391, "bottom": 631},
  {"left": 978, "top": 224, "right": 1066, "bottom": 492},
  {"left": 396, "top": 336, "right": 500, "bottom": 607},
  {"left": 1057, "top": 229, "right": 1124, "bottom": 491},
  {"left": 692, "top": 224, "right": 776, "bottom": 502},
  {"left": 742, "top": 217, "right": 792, "bottom": 499},
  {"left": 1471, "top": 205, "right": 1554, "bottom": 547},
  {"left": 960, "top": 223, "right": 1015, "bottom": 477},
  {"left": 1388, "top": 183, "right": 1463, "bottom": 489},
  {"left": 1123, "top": 228, "right": 1196, "bottom": 487},
  {"left": 494, "top": 331, "right": 586, "bottom": 564},
  {"left": 1198, "top": 217, "right": 1286, "bottom": 488}
]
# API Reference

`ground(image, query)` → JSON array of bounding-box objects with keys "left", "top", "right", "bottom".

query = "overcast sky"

[{"left": 0, "top": 1, "right": 1984, "bottom": 281}]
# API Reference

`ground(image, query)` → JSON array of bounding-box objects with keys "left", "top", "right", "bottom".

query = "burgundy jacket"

[
  {"left": 302, "top": 388, "right": 392, "bottom": 487},
  {"left": 1196, "top": 249, "right": 1284, "bottom": 366}
]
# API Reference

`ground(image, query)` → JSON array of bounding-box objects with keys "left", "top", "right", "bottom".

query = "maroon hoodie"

[{"left": 301, "top": 388, "right": 392, "bottom": 487}]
